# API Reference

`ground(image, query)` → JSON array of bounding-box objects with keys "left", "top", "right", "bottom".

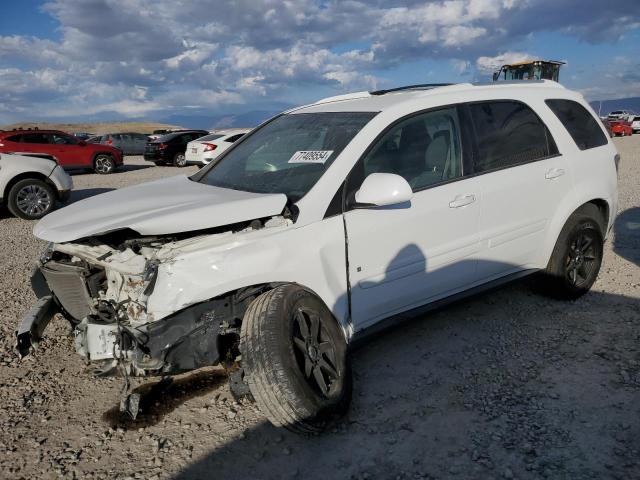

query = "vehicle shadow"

[
  {"left": 613, "top": 207, "right": 640, "bottom": 266},
  {"left": 68, "top": 187, "right": 115, "bottom": 203},
  {"left": 102, "top": 367, "right": 227, "bottom": 430},
  {"left": 65, "top": 164, "right": 153, "bottom": 176},
  {"left": 173, "top": 249, "right": 639, "bottom": 479}
]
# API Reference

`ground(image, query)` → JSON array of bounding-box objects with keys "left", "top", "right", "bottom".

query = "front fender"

[{"left": 146, "top": 215, "right": 350, "bottom": 334}]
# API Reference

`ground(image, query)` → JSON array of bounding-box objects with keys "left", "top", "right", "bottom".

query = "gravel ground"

[{"left": 1, "top": 138, "right": 638, "bottom": 480}]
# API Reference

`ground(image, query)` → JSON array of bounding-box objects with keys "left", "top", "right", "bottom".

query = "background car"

[
  {"left": 607, "top": 110, "right": 632, "bottom": 120},
  {"left": 92, "top": 132, "right": 148, "bottom": 155},
  {"left": 143, "top": 130, "right": 209, "bottom": 166},
  {"left": 0, "top": 153, "right": 72, "bottom": 219},
  {"left": 0, "top": 129, "right": 123, "bottom": 174},
  {"left": 72, "top": 132, "right": 94, "bottom": 140},
  {"left": 630, "top": 116, "right": 640, "bottom": 133},
  {"left": 184, "top": 129, "right": 250, "bottom": 167},
  {"left": 609, "top": 120, "right": 633, "bottom": 136}
]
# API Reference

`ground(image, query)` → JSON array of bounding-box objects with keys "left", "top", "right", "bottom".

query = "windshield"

[{"left": 196, "top": 112, "right": 377, "bottom": 202}]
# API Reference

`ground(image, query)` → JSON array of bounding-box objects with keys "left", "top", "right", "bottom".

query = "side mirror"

[{"left": 354, "top": 173, "right": 413, "bottom": 207}]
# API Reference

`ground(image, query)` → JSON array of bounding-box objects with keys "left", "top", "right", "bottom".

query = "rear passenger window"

[
  {"left": 468, "top": 101, "right": 557, "bottom": 173},
  {"left": 545, "top": 99, "right": 608, "bottom": 150},
  {"left": 22, "top": 133, "right": 50, "bottom": 144}
]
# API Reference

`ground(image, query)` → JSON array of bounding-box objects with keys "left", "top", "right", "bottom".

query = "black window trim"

[
  {"left": 461, "top": 98, "right": 562, "bottom": 179},
  {"left": 341, "top": 103, "right": 471, "bottom": 214}
]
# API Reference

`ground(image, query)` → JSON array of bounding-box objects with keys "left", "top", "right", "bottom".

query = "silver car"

[{"left": 92, "top": 133, "right": 148, "bottom": 155}]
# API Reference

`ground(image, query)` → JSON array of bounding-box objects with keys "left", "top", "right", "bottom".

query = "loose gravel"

[{"left": 0, "top": 138, "right": 638, "bottom": 480}]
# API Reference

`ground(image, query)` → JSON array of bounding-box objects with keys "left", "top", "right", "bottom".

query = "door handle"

[
  {"left": 449, "top": 194, "right": 476, "bottom": 208},
  {"left": 545, "top": 168, "right": 565, "bottom": 180}
]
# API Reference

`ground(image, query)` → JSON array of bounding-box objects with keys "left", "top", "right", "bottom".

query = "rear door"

[
  {"left": 16, "top": 132, "right": 51, "bottom": 157},
  {"left": 464, "top": 100, "right": 572, "bottom": 279},
  {"left": 132, "top": 134, "right": 148, "bottom": 154}
]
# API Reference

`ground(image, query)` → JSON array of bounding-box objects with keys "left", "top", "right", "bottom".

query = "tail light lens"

[
  {"left": 106, "top": 138, "right": 112, "bottom": 145},
  {"left": 159, "top": 143, "right": 168, "bottom": 149},
  {"left": 203, "top": 143, "right": 217, "bottom": 152}
]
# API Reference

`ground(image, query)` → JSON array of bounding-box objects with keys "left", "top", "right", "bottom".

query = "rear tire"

[
  {"left": 7, "top": 178, "right": 56, "bottom": 220},
  {"left": 538, "top": 204, "right": 604, "bottom": 300},
  {"left": 94, "top": 154, "right": 115, "bottom": 174},
  {"left": 240, "top": 285, "right": 351, "bottom": 433},
  {"left": 174, "top": 153, "right": 187, "bottom": 167}
]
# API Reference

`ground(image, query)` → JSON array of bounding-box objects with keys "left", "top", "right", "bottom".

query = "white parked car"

[
  {"left": 184, "top": 129, "right": 250, "bottom": 167},
  {"left": 0, "top": 153, "right": 72, "bottom": 219},
  {"left": 631, "top": 115, "right": 640, "bottom": 133},
  {"left": 607, "top": 110, "right": 632, "bottom": 120},
  {"left": 18, "top": 81, "right": 618, "bottom": 432}
]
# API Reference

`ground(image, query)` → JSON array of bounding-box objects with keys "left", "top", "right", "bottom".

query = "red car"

[
  {"left": 0, "top": 129, "right": 123, "bottom": 174},
  {"left": 608, "top": 120, "right": 633, "bottom": 137}
]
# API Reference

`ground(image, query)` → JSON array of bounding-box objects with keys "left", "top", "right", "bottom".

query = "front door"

[{"left": 344, "top": 107, "right": 482, "bottom": 331}]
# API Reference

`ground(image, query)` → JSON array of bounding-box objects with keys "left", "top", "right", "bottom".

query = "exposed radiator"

[{"left": 41, "top": 262, "right": 95, "bottom": 321}]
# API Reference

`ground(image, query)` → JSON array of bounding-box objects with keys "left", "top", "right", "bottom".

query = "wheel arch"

[
  {"left": 541, "top": 197, "right": 612, "bottom": 268},
  {"left": 169, "top": 281, "right": 350, "bottom": 365},
  {"left": 3, "top": 172, "right": 59, "bottom": 202},
  {"left": 91, "top": 150, "right": 115, "bottom": 164}
]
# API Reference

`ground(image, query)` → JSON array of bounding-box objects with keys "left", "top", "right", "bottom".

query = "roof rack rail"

[{"left": 369, "top": 83, "right": 454, "bottom": 96}]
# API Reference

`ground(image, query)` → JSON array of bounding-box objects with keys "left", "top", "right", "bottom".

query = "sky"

[{"left": 0, "top": 0, "right": 638, "bottom": 125}]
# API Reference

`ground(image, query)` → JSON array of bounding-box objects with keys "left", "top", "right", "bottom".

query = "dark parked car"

[
  {"left": 143, "top": 130, "right": 209, "bottom": 166},
  {"left": 93, "top": 133, "right": 149, "bottom": 155}
]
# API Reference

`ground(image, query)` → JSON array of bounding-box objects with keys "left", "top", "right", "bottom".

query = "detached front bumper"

[{"left": 16, "top": 295, "right": 56, "bottom": 357}]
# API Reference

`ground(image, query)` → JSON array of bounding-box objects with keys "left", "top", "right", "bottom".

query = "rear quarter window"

[
  {"left": 467, "top": 100, "right": 558, "bottom": 173},
  {"left": 545, "top": 99, "right": 608, "bottom": 150}
]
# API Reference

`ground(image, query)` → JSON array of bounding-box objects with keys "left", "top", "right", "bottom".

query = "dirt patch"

[{"left": 0, "top": 137, "right": 638, "bottom": 479}]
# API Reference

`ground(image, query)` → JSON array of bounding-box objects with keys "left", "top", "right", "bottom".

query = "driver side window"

[{"left": 358, "top": 107, "right": 463, "bottom": 193}]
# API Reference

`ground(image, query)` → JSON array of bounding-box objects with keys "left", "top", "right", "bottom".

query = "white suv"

[
  {"left": 1, "top": 153, "right": 73, "bottom": 219},
  {"left": 18, "top": 81, "right": 618, "bottom": 432}
]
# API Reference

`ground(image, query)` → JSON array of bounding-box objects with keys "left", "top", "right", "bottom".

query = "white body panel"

[
  {"left": 0, "top": 153, "right": 73, "bottom": 202},
  {"left": 34, "top": 175, "right": 287, "bottom": 242},
  {"left": 346, "top": 176, "right": 482, "bottom": 330},
  {"left": 33, "top": 81, "right": 618, "bottom": 342}
]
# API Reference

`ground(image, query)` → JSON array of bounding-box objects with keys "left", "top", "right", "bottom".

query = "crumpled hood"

[{"left": 34, "top": 175, "right": 288, "bottom": 242}]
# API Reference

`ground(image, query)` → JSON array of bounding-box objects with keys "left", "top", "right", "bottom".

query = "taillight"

[
  {"left": 159, "top": 143, "right": 168, "bottom": 149},
  {"left": 106, "top": 138, "right": 112, "bottom": 145},
  {"left": 203, "top": 143, "right": 217, "bottom": 152}
]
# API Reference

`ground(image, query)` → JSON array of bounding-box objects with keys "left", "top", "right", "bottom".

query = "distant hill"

[
  {"left": 0, "top": 121, "right": 183, "bottom": 135},
  {"left": 160, "top": 109, "right": 287, "bottom": 130},
  {"left": 589, "top": 97, "right": 640, "bottom": 116}
]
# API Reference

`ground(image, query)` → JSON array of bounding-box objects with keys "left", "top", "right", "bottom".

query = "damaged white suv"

[{"left": 18, "top": 81, "right": 618, "bottom": 433}]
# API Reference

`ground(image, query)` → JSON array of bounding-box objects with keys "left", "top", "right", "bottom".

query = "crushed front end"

[{"left": 16, "top": 228, "right": 267, "bottom": 378}]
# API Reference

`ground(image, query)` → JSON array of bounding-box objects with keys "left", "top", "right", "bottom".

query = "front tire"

[
  {"left": 240, "top": 285, "right": 351, "bottom": 433},
  {"left": 94, "top": 154, "right": 115, "bottom": 174},
  {"left": 7, "top": 178, "right": 56, "bottom": 220},
  {"left": 539, "top": 205, "right": 604, "bottom": 300}
]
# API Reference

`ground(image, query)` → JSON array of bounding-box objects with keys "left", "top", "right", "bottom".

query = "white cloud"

[
  {"left": 0, "top": 0, "right": 637, "bottom": 122},
  {"left": 476, "top": 51, "right": 533, "bottom": 73}
]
